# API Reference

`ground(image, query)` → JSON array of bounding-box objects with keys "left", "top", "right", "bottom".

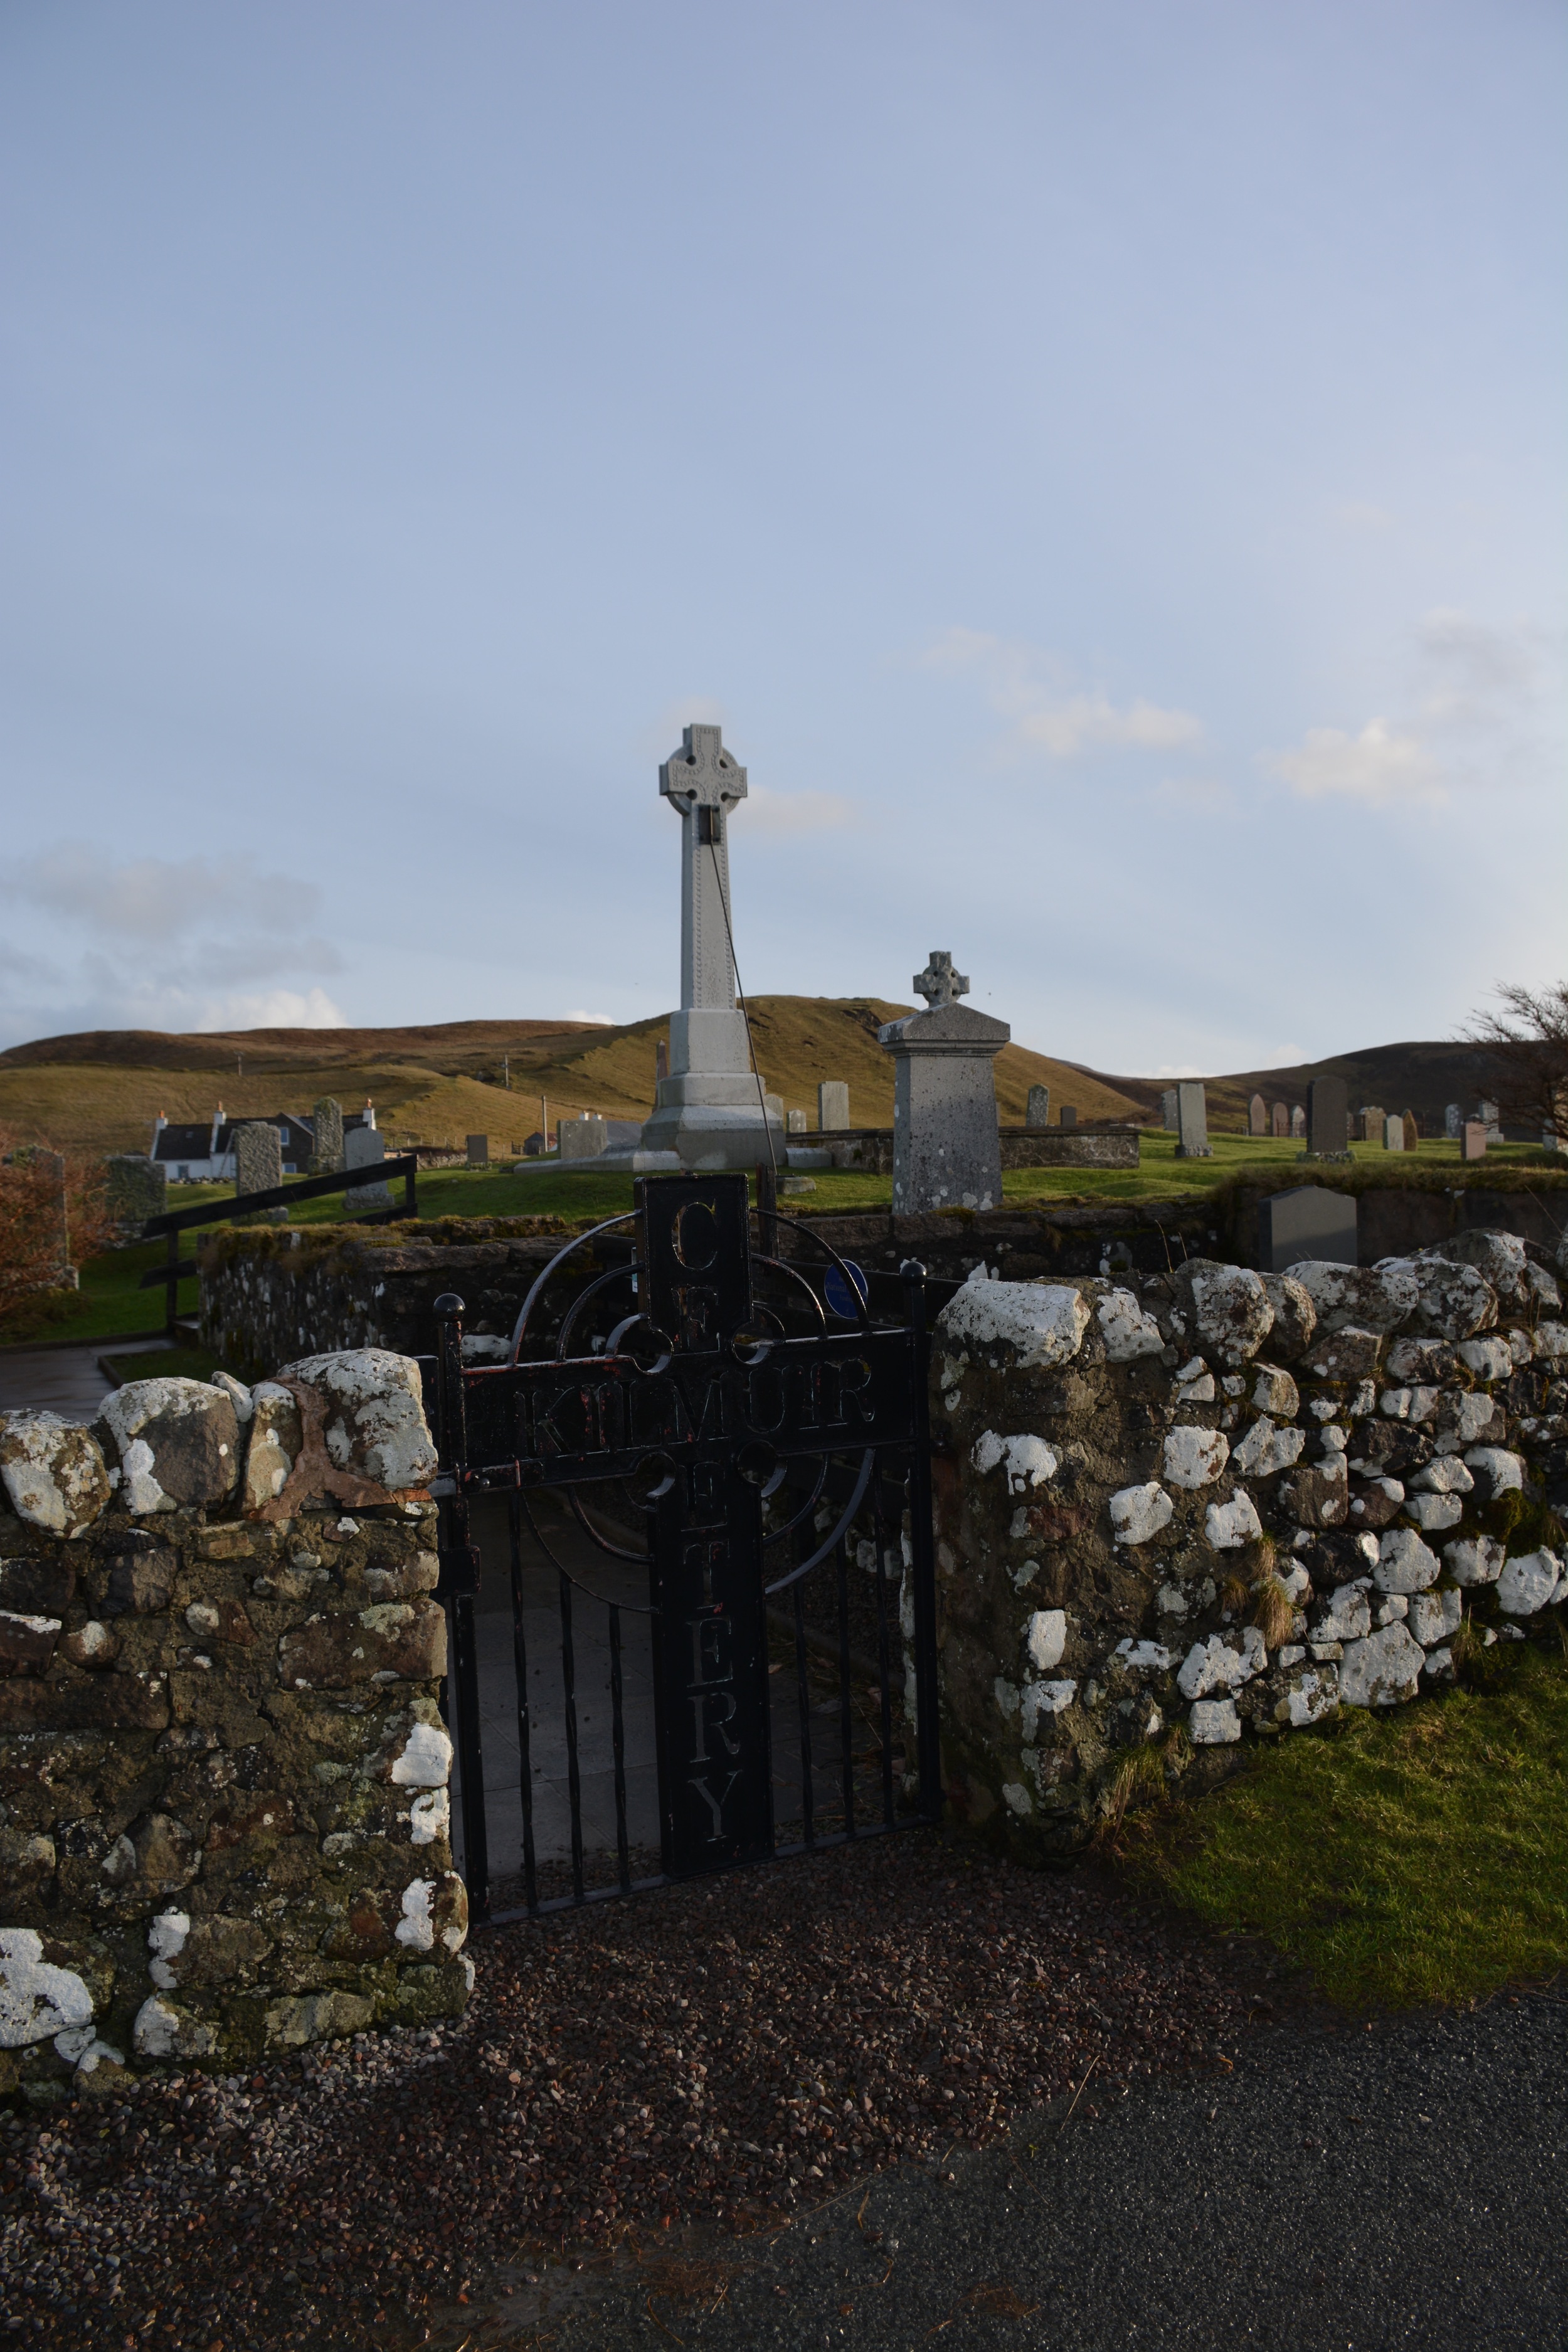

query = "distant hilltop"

[{"left": 0, "top": 1002, "right": 1509, "bottom": 1157}]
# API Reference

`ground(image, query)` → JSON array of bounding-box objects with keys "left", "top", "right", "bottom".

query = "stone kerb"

[
  {"left": 924, "top": 1232, "right": 1568, "bottom": 1850},
  {"left": 0, "top": 1350, "right": 467, "bottom": 2105}
]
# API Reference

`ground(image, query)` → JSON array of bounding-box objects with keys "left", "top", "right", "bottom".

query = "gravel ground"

[{"left": 0, "top": 1829, "right": 1280, "bottom": 2349}]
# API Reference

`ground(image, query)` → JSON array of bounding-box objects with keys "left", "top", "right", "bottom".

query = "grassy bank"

[{"left": 1116, "top": 1645, "right": 1568, "bottom": 2010}]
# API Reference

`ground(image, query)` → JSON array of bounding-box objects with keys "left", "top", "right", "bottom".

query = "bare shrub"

[{"left": 0, "top": 1130, "right": 114, "bottom": 1333}]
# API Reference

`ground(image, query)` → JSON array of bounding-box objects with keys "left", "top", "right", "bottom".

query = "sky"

[{"left": 1, "top": 1, "right": 1564, "bottom": 1076}]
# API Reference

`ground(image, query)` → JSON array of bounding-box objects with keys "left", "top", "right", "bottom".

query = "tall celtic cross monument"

[{"left": 638, "top": 724, "right": 783, "bottom": 1169}]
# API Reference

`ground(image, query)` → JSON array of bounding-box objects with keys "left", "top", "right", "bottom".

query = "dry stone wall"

[
  {"left": 0, "top": 1352, "right": 467, "bottom": 2107},
  {"left": 924, "top": 1227, "right": 1568, "bottom": 1850}
]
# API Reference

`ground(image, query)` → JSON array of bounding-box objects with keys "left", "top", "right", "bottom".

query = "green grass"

[{"left": 1118, "top": 1646, "right": 1568, "bottom": 2010}]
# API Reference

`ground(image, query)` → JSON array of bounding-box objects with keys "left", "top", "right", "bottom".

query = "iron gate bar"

[{"left": 429, "top": 1172, "right": 942, "bottom": 1925}]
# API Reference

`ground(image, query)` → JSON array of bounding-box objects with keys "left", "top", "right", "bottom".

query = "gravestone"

[
  {"left": 311, "top": 1097, "right": 344, "bottom": 1175},
  {"left": 818, "top": 1079, "right": 850, "bottom": 1132},
  {"left": 1444, "top": 1103, "right": 1461, "bottom": 1140},
  {"left": 344, "top": 1123, "right": 393, "bottom": 1211},
  {"left": 559, "top": 1115, "right": 609, "bottom": 1162},
  {"left": 233, "top": 1122, "right": 287, "bottom": 1222},
  {"left": 635, "top": 724, "right": 783, "bottom": 1168},
  {"left": 23, "top": 1150, "right": 75, "bottom": 1285},
  {"left": 1402, "top": 1110, "right": 1420, "bottom": 1153},
  {"left": 786, "top": 1108, "right": 807, "bottom": 1135},
  {"left": 1382, "top": 1113, "right": 1404, "bottom": 1152},
  {"left": 466, "top": 1135, "right": 489, "bottom": 1167},
  {"left": 1160, "top": 1089, "right": 1179, "bottom": 1131},
  {"left": 1360, "top": 1104, "right": 1384, "bottom": 1145},
  {"left": 1059, "top": 1104, "right": 1078, "bottom": 1129},
  {"left": 1258, "top": 1184, "right": 1357, "bottom": 1272},
  {"left": 655, "top": 1039, "right": 669, "bottom": 1084},
  {"left": 879, "top": 951, "right": 1009, "bottom": 1213},
  {"left": 1305, "top": 1074, "right": 1350, "bottom": 1161},
  {"left": 1462, "top": 1123, "right": 1487, "bottom": 1163},
  {"left": 105, "top": 1153, "right": 167, "bottom": 1236},
  {"left": 1478, "top": 1099, "right": 1502, "bottom": 1142},
  {"left": 1175, "top": 1080, "right": 1210, "bottom": 1160},
  {"left": 1025, "top": 1084, "right": 1051, "bottom": 1129},
  {"left": 1290, "top": 1106, "right": 1306, "bottom": 1140},
  {"left": 1271, "top": 1102, "right": 1288, "bottom": 1138},
  {"left": 1248, "top": 1093, "right": 1266, "bottom": 1136}
]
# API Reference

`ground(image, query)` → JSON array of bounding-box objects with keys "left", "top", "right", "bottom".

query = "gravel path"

[{"left": 0, "top": 1830, "right": 1281, "bottom": 2348}]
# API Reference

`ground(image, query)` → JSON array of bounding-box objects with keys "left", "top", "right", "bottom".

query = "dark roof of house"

[{"left": 153, "top": 1113, "right": 316, "bottom": 1162}]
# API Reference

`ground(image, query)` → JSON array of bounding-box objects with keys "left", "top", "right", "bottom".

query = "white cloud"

[
  {"left": 1150, "top": 776, "right": 1234, "bottom": 815},
  {"left": 743, "top": 786, "right": 853, "bottom": 838},
  {"left": 924, "top": 627, "right": 1203, "bottom": 759},
  {"left": 1268, "top": 718, "right": 1444, "bottom": 807},
  {"left": 564, "top": 1009, "right": 617, "bottom": 1024},
  {"left": 193, "top": 987, "right": 346, "bottom": 1030},
  {"left": 4, "top": 843, "right": 320, "bottom": 939}
]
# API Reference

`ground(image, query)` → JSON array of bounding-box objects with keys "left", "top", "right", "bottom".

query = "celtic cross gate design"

[{"left": 426, "top": 1170, "right": 941, "bottom": 1921}]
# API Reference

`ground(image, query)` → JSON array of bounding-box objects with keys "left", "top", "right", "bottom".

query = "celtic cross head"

[{"left": 913, "top": 951, "right": 970, "bottom": 1010}]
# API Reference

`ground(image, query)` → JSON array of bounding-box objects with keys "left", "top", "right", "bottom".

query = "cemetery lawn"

[{"left": 1116, "top": 1645, "right": 1568, "bottom": 2011}]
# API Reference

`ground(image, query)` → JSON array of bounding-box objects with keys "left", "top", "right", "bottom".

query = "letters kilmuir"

[{"left": 424, "top": 1172, "right": 941, "bottom": 1922}]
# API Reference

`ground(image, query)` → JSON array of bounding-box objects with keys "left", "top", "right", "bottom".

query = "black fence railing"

[{"left": 139, "top": 1155, "right": 419, "bottom": 1331}]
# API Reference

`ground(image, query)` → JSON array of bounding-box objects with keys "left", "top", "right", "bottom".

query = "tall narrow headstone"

[
  {"left": 344, "top": 1124, "right": 393, "bottom": 1212},
  {"left": 1175, "top": 1081, "right": 1210, "bottom": 1159},
  {"left": 234, "top": 1122, "right": 287, "bottom": 1222},
  {"left": 105, "top": 1153, "right": 167, "bottom": 1236},
  {"left": 1305, "top": 1075, "right": 1350, "bottom": 1161},
  {"left": 1248, "top": 1093, "right": 1266, "bottom": 1136},
  {"left": 1025, "top": 1084, "right": 1051, "bottom": 1130},
  {"left": 635, "top": 724, "right": 782, "bottom": 1168},
  {"left": 655, "top": 1039, "right": 669, "bottom": 1084},
  {"left": 1290, "top": 1106, "right": 1306, "bottom": 1140},
  {"left": 1359, "top": 1104, "right": 1384, "bottom": 1147},
  {"left": 1444, "top": 1103, "right": 1461, "bottom": 1140},
  {"left": 1382, "top": 1113, "right": 1404, "bottom": 1152},
  {"left": 1478, "top": 1099, "right": 1502, "bottom": 1142},
  {"left": 818, "top": 1079, "right": 850, "bottom": 1132},
  {"left": 1271, "top": 1102, "right": 1288, "bottom": 1138},
  {"left": 1402, "top": 1110, "right": 1420, "bottom": 1153},
  {"left": 311, "top": 1097, "right": 344, "bottom": 1175},
  {"left": 1059, "top": 1104, "right": 1078, "bottom": 1129},
  {"left": 466, "top": 1135, "right": 490, "bottom": 1167},
  {"left": 1160, "top": 1089, "right": 1179, "bottom": 1132},
  {"left": 1461, "top": 1123, "right": 1487, "bottom": 1163},
  {"left": 879, "top": 952, "right": 1009, "bottom": 1213},
  {"left": 786, "top": 1107, "right": 807, "bottom": 1135}
]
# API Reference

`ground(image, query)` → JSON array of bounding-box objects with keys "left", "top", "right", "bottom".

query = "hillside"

[
  {"left": 0, "top": 1000, "right": 1139, "bottom": 1156},
  {"left": 1078, "top": 1039, "right": 1513, "bottom": 1135}
]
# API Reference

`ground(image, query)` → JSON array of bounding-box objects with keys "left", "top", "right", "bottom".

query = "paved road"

[
  {"left": 0, "top": 1334, "right": 171, "bottom": 1418},
  {"left": 453, "top": 1988, "right": 1565, "bottom": 2350}
]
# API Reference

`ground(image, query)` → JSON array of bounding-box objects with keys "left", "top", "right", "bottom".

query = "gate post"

[
  {"left": 901, "top": 1259, "right": 943, "bottom": 1821},
  {"left": 433, "top": 1292, "right": 490, "bottom": 1922}
]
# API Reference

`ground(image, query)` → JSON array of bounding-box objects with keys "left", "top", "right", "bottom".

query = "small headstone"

[
  {"left": 1248, "top": 1093, "right": 1266, "bottom": 1136},
  {"left": 1461, "top": 1123, "right": 1488, "bottom": 1163},
  {"left": 764, "top": 1091, "right": 784, "bottom": 1121},
  {"left": 1402, "top": 1110, "right": 1420, "bottom": 1153},
  {"left": 1290, "top": 1106, "right": 1306, "bottom": 1140},
  {"left": 655, "top": 1039, "right": 669, "bottom": 1084},
  {"left": 344, "top": 1123, "right": 393, "bottom": 1212},
  {"left": 1444, "top": 1103, "right": 1461, "bottom": 1140},
  {"left": 1258, "top": 1184, "right": 1357, "bottom": 1272},
  {"left": 1271, "top": 1102, "right": 1288, "bottom": 1138},
  {"left": 786, "top": 1108, "right": 807, "bottom": 1135},
  {"left": 1306, "top": 1075, "right": 1350, "bottom": 1160},
  {"left": 234, "top": 1121, "right": 287, "bottom": 1221},
  {"left": 559, "top": 1115, "right": 609, "bottom": 1163},
  {"left": 1160, "top": 1089, "right": 1179, "bottom": 1132},
  {"left": 1059, "top": 1104, "right": 1078, "bottom": 1130},
  {"left": 105, "top": 1153, "right": 167, "bottom": 1236},
  {"left": 1382, "top": 1113, "right": 1404, "bottom": 1152},
  {"left": 1025, "top": 1084, "right": 1051, "bottom": 1130},
  {"left": 311, "top": 1097, "right": 344, "bottom": 1175},
  {"left": 1359, "top": 1104, "right": 1384, "bottom": 1147},
  {"left": 466, "top": 1135, "right": 489, "bottom": 1167},
  {"left": 1478, "top": 1098, "right": 1502, "bottom": 1143},
  {"left": 1175, "top": 1080, "right": 1210, "bottom": 1160},
  {"left": 818, "top": 1079, "right": 850, "bottom": 1132}
]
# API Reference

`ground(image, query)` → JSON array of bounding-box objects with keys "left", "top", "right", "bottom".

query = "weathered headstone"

[
  {"left": 105, "top": 1153, "right": 167, "bottom": 1236},
  {"left": 466, "top": 1135, "right": 489, "bottom": 1167},
  {"left": 1258, "top": 1184, "right": 1358, "bottom": 1272},
  {"left": 786, "top": 1108, "right": 807, "bottom": 1135},
  {"left": 1402, "top": 1110, "right": 1419, "bottom": 1153},
  {"left": 655, "top": 1039, "right": 669, "bottom": 1084},
  {"left": 1175, "top": 1081, "right": 1210, "bottom": 1160},
  {"left": 1382, "top": 1113, "right": 1404, "bottom": 1152},
  {"left": 344, "top": 1123, "right": 393, "bottom": 1212},
  {"left": 1059, "top": 1104, "right": 1078, "bottom": 1130},
  {"left": 559, "top": 1115, "right": 609, "bottom": 1162},
  {"left": 1160, "top": 1089, "right": 1179, "bottom": 1132},
  {"left": 234, "top": 1122, "right": 287, "bottom": 1221},
  {"left": 1305, "top": 1074, "right": 1350, "bottom": 1161},
  {"left": 1248, "top": 1093, "right": 1266, "bottom": 1136},
  {"left": 1290, "top": 1105, "right": 1306, "bottom": 1140},
  {"left": 1444, "top": 1103, "right": 1461, "bottom": 1140},
  {"left": 879, "top": 951, "right": 1009, "bottom": 1213},
  {"left": 1271, "top": 1102, "right": 1288, "bottom": 1138},
  {"left": 1025, "top": 1084, "right": 1051, "bottom": 1130},
  {"left": 818, "top": 1079, "right": 850, "bottom": 1132},
  {"left": 311, "top": 1097, "right": 344, "bottom": 1175},
  {"left": 1461, "top": 1123, "right": 1488, "bottom": 1163},
  {"left": 1478, "top": 1099, "right": 1502, "bottom": 1142},
  {"left": 1359, "top": 1104, "right": 1384, "bottom": 1145}
]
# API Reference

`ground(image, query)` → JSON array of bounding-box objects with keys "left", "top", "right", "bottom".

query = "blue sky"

[{"left": 1, "top": 1, "right": 1563, "bottom": 1073}]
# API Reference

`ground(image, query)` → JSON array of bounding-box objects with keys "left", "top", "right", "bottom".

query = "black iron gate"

[{"left": 425, "top": 1170, "right": 941, "bottom": 1924}]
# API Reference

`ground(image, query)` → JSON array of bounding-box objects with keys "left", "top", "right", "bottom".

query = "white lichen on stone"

[
  {"left": 1443, "top": 1534, "right": 1505, "bottom": 1586},
  {"left": 1496, "top": 1549, "right": 1562, "bottom": 1616},
  {"left": 1001, "top": 1782, "right": 1033, "bottom": 1816},
  {"left": 147, "top": 1909, "right": 191, "bottom": 1991},
  {"left": 1375, "top": 1527, "right": 1441, "bottom": 1594},
  {"left": 1110, "top": 1482, "right": 1174, "bottom": 1546},
  {"left": 1338, "top": 1620, "right": 1425, "bottom": 1707},
  {"left": 389, "top": 1718, "right": 453, "bottom": 1788},
  {"left": 0, "top": 1411, "right": 112, "bottom": 1537},
  {"left": 970, "top": 1431, "right": 1059, "bottom": 1492},
  {"left": 1096, "top": 1289, "right": 1164, "bottom": 1362},
  {"left": 408, "top": 1789, "right": 450, "bottom": 1845},
  {"left": 1177, "top": 1628, "right": 1265, "bottom": 1700},
  {"left": 1023, "top": 1609, "right": 1066, "bottom": 1671},
  {"left": 935, "top": 1279, "right": 1091, "bottom": 1369},
  {"left": 1162, "top": 1426, "right": 1230, "bottom": 1490},
  {"left": 1188, "top": 1698, "right": 1241, "bottom": 1744},
  {"left": 275, "top": 1349, "right": 440, "bottom": 1490},
  {"left": 1407, "top": 1589, "right": 1462, "bottom": 1648},
  {"left": 1204, "top": 1491, "right": 1263, "bottom": 1550},
  {"left": 1311, "top": 1583, "right": 1372, "bottom": 1642},
  {"left": 1230, "top": 1416, "right": 1305, "bottom": 1478},
  {"left": 1019, "top": 1679, "right": 1077, "bottom": 1737},
  {"left": 395, "top": 1878, "right": 437, "bottom": 1951},
  {"left": 0, "top": 1929, "right": 93, "bottom": 2048},
  {"left": 1463, "top": 1445, "right": 1524, "bottom": 1496},
  {"left": 1114, "top": 1638, "right": 1174, "bottom": 1673}
]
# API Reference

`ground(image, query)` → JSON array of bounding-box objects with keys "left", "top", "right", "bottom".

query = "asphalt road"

[{"left": 460, "top": 1987, "right": 1566, "bottom": 2351}]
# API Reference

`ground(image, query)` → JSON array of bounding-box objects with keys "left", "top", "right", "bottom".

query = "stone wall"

[
  {"left": 0, "top": 1350, "right": 467, "bottom": 2104},
  {"left": 801, "top": 1126, "right": 1141, "bottom": 1175},
  {"left": 924, "top": 1228, "right": 1568, "bottom": 1850}
]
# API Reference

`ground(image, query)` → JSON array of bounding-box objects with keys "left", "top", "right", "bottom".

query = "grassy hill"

[{"left": 1081, "top": 1039, "right": 1515, "bottom": 1136}]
